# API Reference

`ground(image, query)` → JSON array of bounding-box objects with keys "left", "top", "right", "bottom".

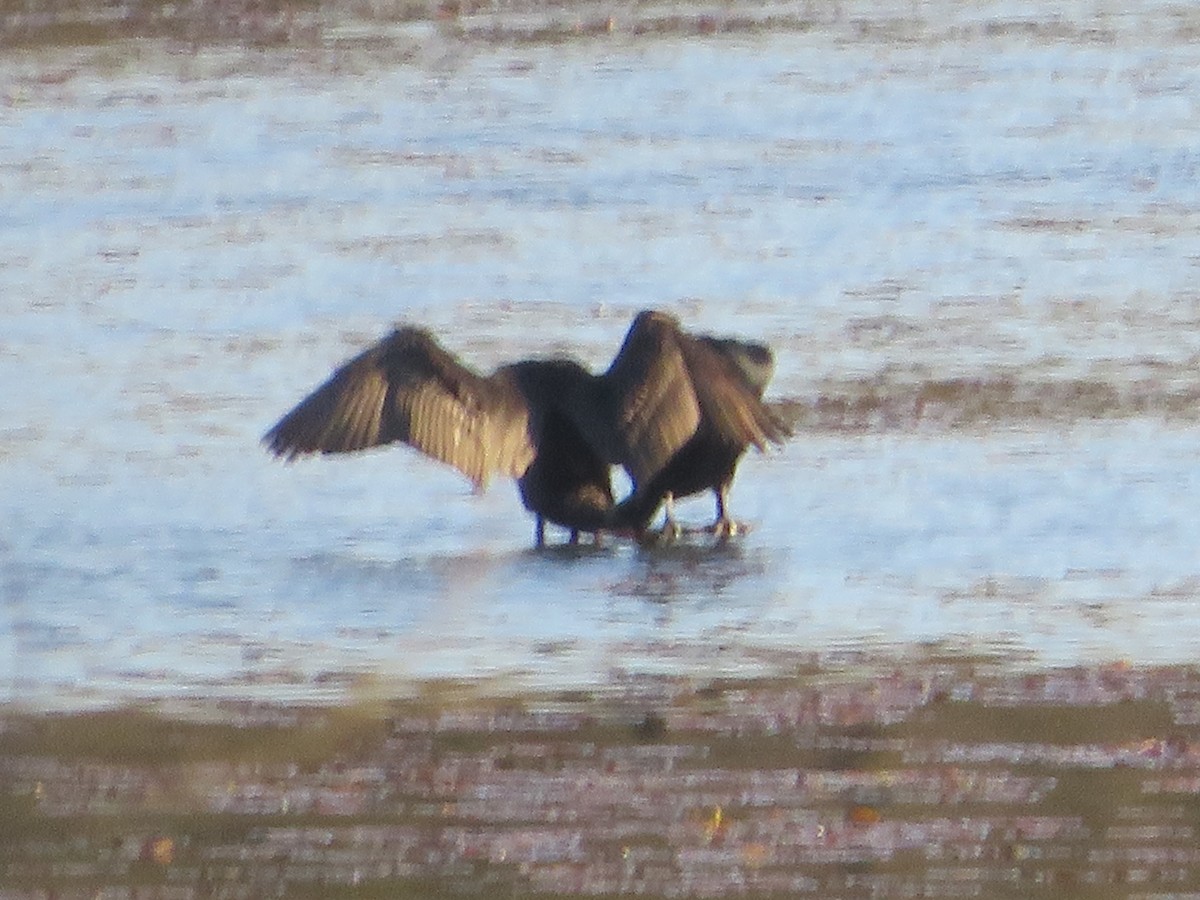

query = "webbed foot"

[
  {"left": 707, "top": 517, "right": 749, "bottom": 540},
  {"left": 663, "top": 519, "right": 686, "bottom": 541}
]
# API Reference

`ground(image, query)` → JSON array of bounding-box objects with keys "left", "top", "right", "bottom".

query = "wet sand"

[{"left": 5, "top": 658, "right": 1200, "bottom": 897}]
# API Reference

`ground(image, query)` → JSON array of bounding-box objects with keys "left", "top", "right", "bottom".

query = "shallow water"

[{"left": 4, "top": 0, "right": 1200, "bottom": 707}]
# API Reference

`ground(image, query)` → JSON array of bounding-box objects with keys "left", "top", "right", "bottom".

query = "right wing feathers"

[{"left": 679, "top": 334, "right": 790, "bottom": 452}]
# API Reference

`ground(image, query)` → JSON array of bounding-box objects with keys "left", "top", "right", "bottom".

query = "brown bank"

[{"left": 4, "top": 657, "right": 1200, "bottom": 898}]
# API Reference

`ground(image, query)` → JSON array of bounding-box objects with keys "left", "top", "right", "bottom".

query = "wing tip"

[
  {"left": 262, "top": 410, "right": 323, "bottom": 461},
  {"left": 262, "top": 428, "right": 301, "bottom": 462}
]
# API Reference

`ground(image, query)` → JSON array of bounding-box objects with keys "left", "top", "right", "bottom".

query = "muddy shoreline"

[{"left": 5, "top": 659, "right": 1200, "bottom": 897}]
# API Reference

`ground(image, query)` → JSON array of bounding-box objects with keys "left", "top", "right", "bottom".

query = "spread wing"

[
  {"left": 264, "top": 327, "right": 536, "bottom": 490},
  {"left": 563, "top": 311, "right": 793, "bottom": 487},
  {"left": 683, "top": 334, "right": 793, "bottom": 451},
  {"left": 579, "top": 311, "right": 702, "bottom": 486}
]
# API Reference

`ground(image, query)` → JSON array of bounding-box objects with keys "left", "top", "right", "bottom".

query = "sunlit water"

[{"left": 4, "top": 0, "right": 1200, "bottom": 708}]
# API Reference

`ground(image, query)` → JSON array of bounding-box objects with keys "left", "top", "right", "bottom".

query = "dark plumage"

[
  {"left": 263, "top": 311, "right": 791, "bottom": 545},
  {"left": 264, "top": 329, "right": 611, "bottom": 545},
  {"left": 610, "top": 317, "right": 791, "bottom": 537}
]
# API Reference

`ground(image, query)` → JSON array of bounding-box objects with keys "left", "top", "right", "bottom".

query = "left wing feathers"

[{"left": 264, "top": 327, "right": 536, "bottom": 489}]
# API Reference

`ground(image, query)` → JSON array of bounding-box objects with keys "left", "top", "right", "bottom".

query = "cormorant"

[
  {"left": 264, "top": 328, "right": 614, "bottom": 545},
  {"left": 608, "top": 315, "right": 790, "bottom": 538}
]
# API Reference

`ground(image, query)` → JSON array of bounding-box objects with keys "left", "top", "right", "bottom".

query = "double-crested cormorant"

[
  {"left": 264, "top": 310, "right": 791, "bottom": 545},
  {"left": 608, "top": 314, "right": 790, "bottom": 537},
  {"left": 264, "top": 328, "right": 613, "bottom": 545}
]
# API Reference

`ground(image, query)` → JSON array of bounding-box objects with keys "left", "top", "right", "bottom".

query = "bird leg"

[
  {"left": 706, "top": 485, "right": 746, "bottom": 539},
  {"left": 536, "top": 522, "right": 608, "bottom": 548},
  {"left": 658, "top": 492, "right": 684, "bottom": 541}
]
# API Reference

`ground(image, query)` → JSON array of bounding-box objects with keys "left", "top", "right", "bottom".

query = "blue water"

[{"left": 4, "top": 1, "right": 1200, "bottom": 707}]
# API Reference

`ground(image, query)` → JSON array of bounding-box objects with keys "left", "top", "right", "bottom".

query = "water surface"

[{"left": 4, "top": 0, "right": 1200, "bottom": 707}]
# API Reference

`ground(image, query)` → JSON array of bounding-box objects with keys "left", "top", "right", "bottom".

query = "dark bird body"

[
  {"left": 507, "top": 360, "right": 616, "bottom": 544},
  {"left": 264, "top": 311, "right": 791, "bottom": 545},
  {"left": 610, "top": 327, "right": 787, "bottom": 536}
]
